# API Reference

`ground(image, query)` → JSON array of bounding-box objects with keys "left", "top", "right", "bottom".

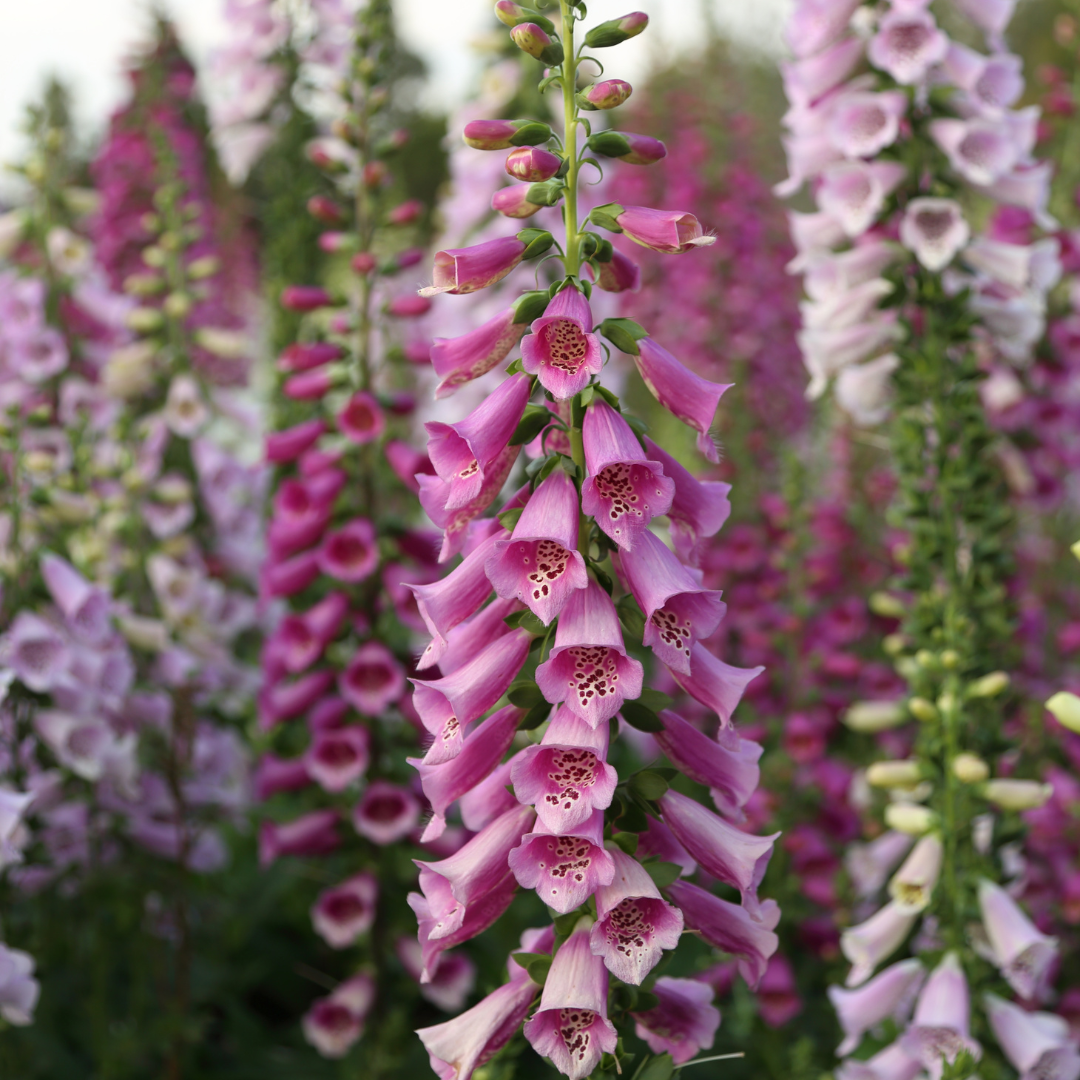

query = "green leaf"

[
  {"left": 498, "top": 506, "right": 524, "bottom": 530},
  {"left": 509, "top": 404, "right": 553, "bottom": 446},
  {"left": 504, "top": 609, "right": 547, "bottom": 634},
  {"left": 519, "top": 699, "right": 552, "bottom": 729},
  {"left": 536, "top": 453, "right": 567, "bottom": 483},
  {"left": 591, "top": 561, "right": 614, "bottom": 595},
  {"left": 616, "top": 594, "right": 646, "bottom": 642},
  {"left": 643, "top": 861, "right": 681, "bottom": 889},
  {"left": 614, "top": 793, "right": 650, "bottom": 832},
  {"left": 553, "top": 910, "right": 583, "bottom": 936},
  {"left": 506, "top": 357, "right": 525, "bottom": 375},
  {"left": 609, "top": 831, "right": 639, "bottom": 856},
  {"left": 594, "top": 385, "right": 621, "bottom": 409},
  {"left": 620, "top": 700, "right": 664, "bottom": 733},
  {"left": 638, "top": 688, "right": 673, "bottom": 713},
  {"left": 507, "top": 680, "right": 544, "bottom": 708},
  {"left": 632, "top": 991, "right": 660, "bottom": 1014},
  {"left": 587, "top": 202, "right": 625, "bottom": 233},
  {"left": 630, "top": 770, "right": 670, "bottom": 801},
  {"left": 599, "top": 317, "right": 650, "bottom": 356},
  {"left": 635, "top": 1054, "right": 675, "bottom": 1080},
  {"left": 510, "top": 952, "right": 552, "bottom": 984},
  {"left": 512, "top": 289, "right": 551, "bottom": 324}
]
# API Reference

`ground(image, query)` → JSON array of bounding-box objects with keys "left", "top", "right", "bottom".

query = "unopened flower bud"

[
  {"left": 281, "top": 285, "right": 333, "bottom": 312},
  {"left": 126, "top": 307, "right": 165, "bottom": 332},
  {"left": 363, "top": 161, "right": 388, "bottom": 188},
  {"left": 351, "top": 252, "right": 377, "bottom": 275},
  {"left": 1072, "top": 538, "right": 1080, "bottom": 562},
  {"left": 884, "top": 803, "right": 936, "bottom": 835},
  {"left": 940, "top": 649, "right": 961, "bottom": 669},
  {"left": 117, "top": 614, "right": 170, "bottom": 652},
  {"left": 307, "top": 195, "right": 345, "bottom": 224},
  {"left": 123, "top": 272, "right": 165, "bottom": 296},
  {"left": 866, "top": 760, "right": 923, "bottom": 788},
  {"left": 584, "top": 11, "right": 648, "bottom": 48},
  {"left": 505, "top": 146, "right": 561, "bottom": 183},
  {"left": 388, "top": 199, "right": 425, "bottom": 225},
  {"left": 318, "top": 231, "right": 353, "bottom": 254},
  {"left": 967, "top": 671, "right": 1010, "bottom": 698},
  {"left": 492, "top": 185, "right": 543, "bottom": 219},
  {"left": 306, "top": 138, "right": 352, "bottom": 172},
  {"left": 844, "top": 700, "right": 907, "bottom": 732},
  {"left": 936, "top": 691, "right": 958, "bottom": 715},
  {"left": 494, "top": 1, "right": 555, "bottom": 33},
  {"left": 510, "top": 23, "right": 564, "bottom": 65},
  {"left": 952, "top": 753, "right": 989, "bottom": 784},
  {"left": 915, "top": 649, "right": 937, "bottom": 668},
  {"left": 580, "top": 78, "right": 633, "bottom": 110},
  {"left": 163, "top": 292, "right": 192, "bottom": 319},
  {"left": 194, "top": 328, "right": 248, "bottom": 359},
  {"left": 883, "top": 634, "right": 908, "bottom": 656},
  {"left": 63, "top": 187, "right": 100, "bottom": 217},
  {"left": 1046, "top": 690, "right": 1080, "bottom": 733},
  {"left": 463, "top": 119, "right": 553, "bottom": 150},
  {"left": 869, "top": 592, "right": 906, "bottom": 618},
  {"left": 587, "top": 131, "right": 666, "bottom": 165},
  {"left": 142, "top": 246, "right": 167, "bottom": 268},
  {"left": 908, "top": 697, "right": 938, "bottom": 722},
  {"left": 982, "top": 779, "right": 1053, "bottom": 811},
  {"left": 186, "top": 255, "right": 220, "bottom": 280}
]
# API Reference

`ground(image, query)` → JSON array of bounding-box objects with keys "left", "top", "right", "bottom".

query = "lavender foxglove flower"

[
  {"left": 984, "top": 993, "right": 1080, "bottom": 1080},
  {"left": 978, "top": 877, "right": 1058, "bottom": 1000},
  {"left": 840, "top": 901, "right": 918, "bottom": 987},
  {"left": 631, "top": 976, "right": 720, "bottom": 1065},
  {"left": 900, "top": 952, "right": 982, "bottom": 1077},
  {"left": 828, "top": 958, "right": 925, "bottom": 1056}
]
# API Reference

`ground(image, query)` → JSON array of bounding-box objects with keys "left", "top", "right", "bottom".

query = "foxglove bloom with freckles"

[
  {"left": 535, "top": 579, "right": 644, "bottom": 727},
  {"left": 978, "top": 877, "right": 1058, "bottom": 1000},
  {"left": 420, "top": 236, "right": 527, "bottom": 297},
  {"left": 631, "top": 976, "right": 720, "bottom": 1065},
  {"left": 311, "top": 872, "right": 378, "bottom": 947},
  {"left": 984, "top": 993, "right": 1080, "bottom": 1080},
  {"left": 900, "top": 952, "right": 982, "bottom": 1077},
  {"left": 486, "top": 469, "right": 588, "bottom": 625},
  {"left": 580, "top": 399, "right": 673, "bottom": 549},
  {"left": 521, "top": 286, "right": 603, "bottom": 399},
  {"left": 888, "top": 833, "right": 943, "bottom": 914},
  {"left": 589, "top": 847, "right": 683, "bottom": 984},
  {"left": 430, "top": 308, "right": 529, "bottom": 398}
]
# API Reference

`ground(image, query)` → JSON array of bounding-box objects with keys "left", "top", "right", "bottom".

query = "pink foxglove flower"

[
  {"left": 666, "top": 881, "right": 780, "bottom": 989},
  {"left": 944, "top": 44, "right": 1023, "bottom": 113},
  {"left": 828, "top": 958, "right": 925, "bottom": 1056},
  {"left": 929, "top": 114, "right": 1034, "bottom": 187},
  {"left": 511, "top": 706, "right": 618, "bottom": 833},
  {"left": 827, "top": 91, "right": 908, "bottom": 158},
  {"left": 868, "top": 8, "right": 949, "bottom": 85},
  {"left": 631, "top": 976, "right": 720, "bottom": 1065},
  {"left": 835, "top": 1041, "right": 923, "bottom": 1080},
  {"left": 302, "top": 973, "right": 375, "bottom": 1059},
  {"left": 619, "top": 530, "right": 725, "bottom": 673},
  {"left": 460, "top": 756, "right": 521, "bottom": 833},
  {"left": 984, "top": 992, "right": 1080, "bottom": 1080},
  {"left": 259, "top": 809, "right": 341, "bottom": 867},
  {"left": 272, "top": 592, "right": 348, "bottom": 673},
  {"left": 435, "top": 596, "right": 519, "bottom": 678},
  {"left": 397, "top": 940, "right": 476, "bottom": 1012},
  {"left": 669, "top": 643, "right": 763, "bottom": 728},
  {"left": 430, "top": 309, "right": 528, "bottom": 398},
  {"left": 265, "top": 418, "right": 326, "bottom": 463},
  {"left": 523, "top": 918, "right": 618, "bottom": 1080},
  {"left": 425, "top": 373, "right": 531, "bottom": 510},
  {"left": 318, "top": 518, "right": 379, "bottom": 583},
  {"left": 817, "top": 161, "right": 907, "bottom": 239},
  {"left": 520, "top": 287, "right": 603, "bottom": 399},
  {"left": 978, "top": 878, "right": 1058, "bottom": 1000},
  {"left": 260, "top": 669, "right": 336, "bottom": 728},
  {"left": 492, "top": 184, "right": 545, "bottom": 219},
  {"left": 486, "top": 470, "right": 588, "bottom": 625},
  {"left": 590, "top": 247, "right": 641, "bottom": 293},
  {"left": 337, "top": 391, "right": 386, "bottom": 444},
  {"left": 900, "top": 952, "right": 982, "bottom": 1076},
  {"left": 757, "top": 956, "right": 803, "bottom": 1028},
  {"left": 580, "top": 400, "right": 674, "bottom": 549},
  {"left": 305, "top": 726, "right": 371, "bottom": 792},
  {"left": 616, "top": 207, "right": 715, "bottom": 253},
  {"left": 782, "top": 37, "right": 865, "bottom": 111},
  {"left": 353, "top": 780, "right": 421, "bottom": 845},
  {"left": 888, "top": 834, "right": 943, "bottom": 914},
  {"left": 846, "top": 831, "right": 915, "bottom": 899},
  {"left": 835, "top": 353, "right": 899, "bottom": 427},
  {"left": 535, "top": 579, "right": 644, "bottom": 727},
  {"left": 40, "top": 553, "right": 111, "bottom": 644},
  {"left": 841, "top": 901, "right": 919, "bottom": 987},
  {"left": 784, "top": 0, "right": 863, "bottom": 59},
  {"left": 631, "top": 337, "right": 730, "bottom": 462},
  {"left": 0, "top": 944, "right": 38, "bottom": 1026},
  {"left": 339, "top": 642, "right": 406, "bottom": 716},
  {"left": 311, "top": 872, "right": 378, "bottom": 947},
  {"left": 589, "top": 847, "right": 683, "bottom": 984},
  {"left": 420, "top": 236, "right": 527, "bottom": 297}
]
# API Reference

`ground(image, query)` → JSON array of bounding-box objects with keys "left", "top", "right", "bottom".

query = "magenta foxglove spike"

[
  {"left": 461, "top": 754, "right": 522, "bottom": 832},
  {"left": 616, "top": 206, "right": 716, "bottom": 253},
  {"left": 410, "top": 704, "right": 524, "bottom": 841},
  {"left": 411, "top": 628, "right": 532, "bottom": 765},
  {"left": 659, "top": 790, "right": 779, "bottom": 919},
  {"left": 900, "top": 952, "right": 982, "bottom": 1077},
  {"left": 643, "top": 438, "right": 731, "bottom": 566},
  {"left": 840, "top": 900, "right": 919, "bottom": 987},
  {"left": 339, "top": 641, "right": 406, "bottom": 716},
  {"left": 653, "top": 710, "right": 762, "bottom": 820},
  {"left": 631, "top": 976, "right": 720, "bottom": 1065},
  {"left": 430, "top": 309, "right": 529, "bottom": 399},
  {"left": 666, "top": 881, "right": 780, "bottom": 989},
  {"left": 425, "top": 373, "right": 531, "bottom": 510},
  {"left": 632, "top": 337, "right": 731, "bottom": 463},
  {"left": 311, "top": 871, "right": 377, "bottom": 947},
  {"left": 589, "top": 847, "right": 683, "bottom": 984},
  {"left": 619, "top": 530, "right": 725, "bottom": 672},
  {"left": 305, "top": 726, "right": 371, "bottom": 792},
  {"left": 508, "top": 808, "right": 615, "bottom": 913},
  {"left": 670, "top": 643, "right": 763, "bottom": 728},
  {"left": 535, "top": 579, "right": 644, "bottom": 727},
  {"left": 591, "top": 247, "right": 641, "bottom": 293},
  {"left": 984, "top": 992, "right": 1080, "bottom": 1080},
  {"left": 523, "top": 918, "right": 618, "bottom": 1080},
  {"left": 828, "top": 958, "right": 925, "bottom": 1057},
  {"left": 40, "top": 553, "right": 111, "bottom": 644},
  {"left": 436, "top": 596, "right": 519, "bottom": 678},
  {"left": 259, "top": 809, "right": 341, "bottom": 867},
  {"left": 510, "top": 705, "right": 618, "bottom": 833},
  {"left": 977, "top": 878, "right": 1059, "bottom": 1001},
  {"left": 420, "top": 236, "right": 527, "bottom": 297},
  {"left": 353, "top": 780, "right": 422, "bottom": 845},
  {"left": 485, "top": 469, "right": 588, "bottom": 624},
  {"left": 580, "top": 400, "right": 674, "bottom": 549},
  {"left": 520, "top": 286, "right": 603, "bottom": 400}
]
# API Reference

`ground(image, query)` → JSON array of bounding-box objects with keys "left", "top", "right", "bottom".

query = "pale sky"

[{"left": 0, "top": 0, "right": 788, "bottom": 186}]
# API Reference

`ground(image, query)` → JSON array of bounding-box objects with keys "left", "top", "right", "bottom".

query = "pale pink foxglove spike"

[
  {"left": 631, "top": 976, "right": 721, "bottom": 1065},
  {"left": 653, "top": 710, "right": 762, "bottom": 820},
  {"left": 589, "top": 847, "right": 683, "bottom": 984},
  {"left": 417, "top": 972, "right": 540, "bottom": 1080},
  {"left": 868, "top": 8, "right": 949, "bottom": 85},
  {"left": 40, "top": 553, "right": 111, "bottom": 644},
  {"left": 431, "top": 308, "right": 529, "bottom": 399},
  {"left": 486, "top": 470, "right": 588, "bottom": 624},
  {"left": 420, "top": 442, "right": 521, "bottom": 562},
  {"left": 978, "top": 877, "right": 1059, "bottom": 1000},
  {"left": 659, "top": 790, "right": 778, "bottom": 919},
  {"left": 669, "top": 642, "right": 763, "bottom": 729},
  {"left": 412, "top": 803, "right": 535, "bottom": 944},
  {"left": 410, "top": 704, "right": 524, "bottom": 842},
  {"left": 425, "top": 372, "right": 530, "bottom": 510},
  {"left": 339, "top": 641, "right": 406, "bottom": 716},
  {"left": 523, "top": 918, "right": 618, "bottom": 1080},
  {"left": 666, "top": 881, "right": 780, "bottom": 989},
  {"left": 900, "top": 952, "right": 982, "bottom": 1077},
  {"left": 305, "top": 726, "right": 370, "bottom": 793},
  {"left": 643, "top": 438, "right": 731, "bottom": 567},
  {"left": 835, "top": 353, "right": 900, "bottom": 427},
  {"left": 888, "top": 833, "right": 943, "bottom": 914},
  {"left": 804, "top": 241, "right": 901, "bottom": 302},
  {"left": 840, "top": 901, "right": 919, "bottom": 987},
  {"left": 801, "top": 279, "right": 895, "bottom": 333},
  {"left": 835, "top": 1041, "right": 923, "bottom": 1080},
  {"left": 827, "top": 91, "right": 908, "bottom": 159},
  {"left": 943, "top": 43, "right": 1023, "bottom": 114},
  {"left": 581, "top": 400, "right": 674, "bottom": 549},
  {"left": 816, "top": 162, "right": 907, "bottom": 239},
  {"left": 589, "top": 247, "right": 641, "bottom": 293},
  {"left": 786, "top": 210, "right": 848, "bottom": 271},
  {"left": 616, "top": 206, "right": 716, "bottom": 253},
  {"left": 460, "top": 754, "right": 521, "bottom": 832},
  {"left": 420, "top": 236, "right": 527, "bottom": 297},
  {"left": 311, "top": 871, "right": 377, "bottom": 947},
  {"left": 828, "top": 958, "right": 925, "bottom": 1056},
  {"left": 783, "top": 0, "right": 863, "bottom": 58},
  {"left": 845, "top": 830, "right": 915, "bottom": 899},
  {"left": 632, "top": 338, "right": 731, "bottom": 463},
  {"left": 984, "top": 992, "right": 1080, "bottom": 1080},
  {"left": 411, "top": 629, "right": 532, "bottom": 765},
  {"left": 520, "top": 286, "right": 603, "bottom": 400},
  {"left": 781, "top": 36, "right": 865, "bottom": 111},
  {"left": 508, "top": 808, "right": 615, "bottom": 913},
  {"left": 353, "top": 780, "right": 422, "bottom": 845},
  {"left": 929, "top": 115, "right": 1033, "bottom": 187},
  {"left": 535, "top": 579, "right": 644, "bottom": 727},
  {"left": 800, "top": 310, "right": 903, "bottom": 399},
  {"left": 436, "top": 596, "right": 519, "bottom": 678},
  {"left": 510, "top": 705, "right": 618, "bottom": 833}
]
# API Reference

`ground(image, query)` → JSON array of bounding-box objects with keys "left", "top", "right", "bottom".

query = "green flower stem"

[{"left": 559, "top": 0, "right": 581, "bottom": 279}]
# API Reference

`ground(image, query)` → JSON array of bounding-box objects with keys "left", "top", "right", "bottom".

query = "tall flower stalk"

[{"left": 408, "top": 4, "right": 779, "bottom": 1077}]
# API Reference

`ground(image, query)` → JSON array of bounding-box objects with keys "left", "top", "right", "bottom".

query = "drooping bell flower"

[
  {"left": 337, "top": 391, "right": 386, "bottom": 444},
  {"left": 0, "top": 943, "right": 38, "bottom": 1027},
  {"left": 619, "top": 531, "right": 725, "bottom": 672},
  {"left": 846, "top": 831, "right": 915, "bottom": 899},
  {"left": 40, "top": 553, "right": 111, "bottom": 644},
  {"left": 868, "top": 7, "right": 948, "bottom": 85},
  {"left": 827, "top": 90, "right": 907, "bottom": 158},
  {"left": 318, "top": 518, "right": 379, "bottom": 583},
  {"left": 420, "top": 236, "right": 527, "bottom": 297},
  {"left": 398, "top": 940, "right": 476, "bottom": 1013},
  {"left": 828, "top": 958, "right": 925, "bottom": 1057},
  {"left": 670, "top": 643, "right": 763, "bottom": 728},
  {"left": 255, "top": 753, "right": 312, "bottom": 800},
  {"left": 411, "top": 629, "right": 532, "bottom": 764},
  {"left": 631, "top": 976, "right": 721, "bottom": 1065},
  {"left": 259, "top": 668, "right": 336, "bottom": 729},
  {"left": 835, "top": 1042, "right": 923, "bottom": 1080},
  {"left": 265, "top": 418, "right": 327, "bottom": 463},
  {"left": 589, "top": 847, "right": 683, "bottom": 984},
  {"left": 929, "top": 116, "right": 1030, "bottom": 187},
  {"left": 3, "top": 613, "right": 69, "bottom": 693},
  {"left": 268, "top": 479, "right": 333, "bottom": 557},
  {"left": 485, "top": 469, "right": 588, "bottom": 624},
  {"left": 508, "top": 808, "right": 615, "bottom": 914},
  {"left": 410, "top": 704, "right": 523, "bottom": 841},
  {"left": 436, "top": 596, "right": 519, "bottom": 679},
  {"left": 817, "top": 161, "right": 908, "bottom": 239},
  {"left": 783, "top": 0, "right": 862, "bottom": 59},
  {"left": 580, "top": 400, "right": 674, "bottom": 549},
  {"left": 615, "top": 206, "right": 716, "bottom": 253},
  {"left": 430, "top": 308, "right": 529, "bottom": 398},
  {"left": 631, "top": 338, "right": 730, "bottom": 462},
  {"left": 302, "top": 974, "right": 375, "bottom": 1060},
  {"left": 339, "top": 641, "right": 406, "bottom": 716},
  {"left": 311, "top": 872, "right": 378, "bottom": 947},
  {"left": 840, "top": 901, "right": 918, "bottom": 987},
  {"left": 984, "top": 992, "right": 1080, "bottom": 1080},
  {"left": 523, "top": 917, "right": 618, "bottom": 1080},
  {"left": 272, "top": 591, "right": 349, "bottom": 673},
  {"left": 900, "top": 952, "right": 982, "bottom": 1077},
  {"left": 425, "top": 373, "right": 531, "bottom": 510},
  {"left": 305, "top": 726, "right": 371, "bottom": 792},
  {"left": 666, "top": 881, "right": 780, "bottom": 989},
  {"left": 888, "top": 834, "right": 943, "bottom": 914},
  {"left": 590, "top": 247, "right": 641, "bottom": 293},
  {"left": 259, "top": 809, "right": 342, "bottom": 867},
  {"left": 535, "top": 579, "right": 644, "bottom": 727},
  {"left": 900, "top": 199, "right": 971, "bottom": 272},
  {"left": 353, "top": 780, "right": 421, "bottom": 845},
  {"left": 781, "top": 36, "right": 865, "bottom": 111},
  {"left": 978, "top": 878, "right": 1059, "bottom": 1000},
  {"left": 756, "top": 955, "right": 803, "bottom": 1028},
  {"left": 263, "top": 548, "right": 321, "bottom": 598},
  {"left": 653, "top": 710, "right": 762, "bottom": 820},
  {"left": 510, "top": 706, "right": 618, "bottom": 833},
  {"left": 520, "top": 286, "right": 603, "bottom": 399},
  {"left": 659, "top": 790, "right": 778, "bottom": 918}
]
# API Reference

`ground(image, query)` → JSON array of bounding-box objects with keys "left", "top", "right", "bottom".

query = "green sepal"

[
  {"left": 613, "top": 792, "right": 649, "bottom": 832},
  {"left": 599, "top": 317, "right": 649, "bottom": 356},
  {"left": 624, "top": 413, "right": 649, "bottom": 447},
  {"left": 509, "top": 120, "right": 554, "bottom": 146},
  {"left": 552, "top": 910, "right": 583, "bottom": 937},
  {"left": 506, "top": 357, "right": 525, "bottom": 375},
  {"left": 616, "top": 593, "right": 646, "bottom": 643},
  {"left": 588, "top": 202, "right": 625, "bottom": 232},
  {"left": 629, "top": 769, "right": 670, "bottom": 801},
  {"left": 634, "top": 1054, "right": 675, "bottom": 1080},
  {"left": 539, "top": 41, "right": 565, "bottom": 66},
  {"left": 509, "top": 404, "right": 554, "bottom": 446},
  {"left": 620, "top": 700, "right": 664, "bottom": 733},
  {"left": 594, "top": 385, "right": 621, "bottom": 408},
  {"left": 576, "top": 92, "right": 599, "bottom": 112},
  {"left": 585, "top": 18, "right": 647, "bottom": 49},
  {"left": 504, "top": 608, "right": 547, "bottom": 635},
  {"left": 512, "top": 289, "right": 551, "bottom": 324},
  {"left": 593, "top": 237, "right": 614, "bottom": 262},
  {"left": 508, "top": 679, "right": 545, "bottom": 708},
  {"left": 638, "top": 688, "right": 673, "bottom": 713},
  {"left": 587, "top": 131, "right": 632, "bottom": 159},
  {"left": 538, "top": 73, "right": 563, "bottom": 94},
  {"left": 519, "top": 698, "right": 552, "bottom": 729},
  {"left": 642, "top": 861, "right": 682, "bottom": 889},
  {"left": 498, "top": 506, "right": 525, "bottom": 531},
  {"left": 609, "top": 831, "right": 639, "bottom": 856},
  {"left": 510, "top": 952, "right": 553, "bottom": 984},
  {"left": 526, "top": 179, "right": 565, "bottom": 206},
  {"left": 517, "top": 228, "right": 555, "bottom": 259},
  {"left": 590, "top": 561, "right": 614, "bottom": 595}
]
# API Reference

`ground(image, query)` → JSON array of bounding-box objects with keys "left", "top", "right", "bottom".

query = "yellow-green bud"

[
  {"left": 940, "top": 649, "right": 961, "bottom": 670},
  {"left": 63, "top": 187, "right": 101, "bottom": 216},
  {"left": 884, "top": 804, "right": 936, "bottom": 835},
  {"left": 1046, "top": 691, "right": 1080, "bottom": 734},
  {"left": 1072, "top": 538, "right": 1080, "bottom": 562},
  {"left": 123, "top": 273, "right": 165, "bottom": 296},
  {"left": 896, "top": 657, "right": 920, "bottom": 681},
  {"left": 982, "top": 779, "right": 1053, "bottom": 811},
  {"left": 952, "top": 753, "right": 989, "bottom": 784},
  {"left": 908, "top": 697, "right": 938, "bottom": 723},
  {"left": 186, "top": 255, "right": 220, "bottom": 280},
  {"left": 936, "top": 691, "right": 958, "bottom": 715},
  {"left": 869, "top": 592, "right": 906, "bottom": 618},
  {"left": 142, "top": 246, "right": 167, "bottom": 268},
  {"left": 23, "top": 450, "right": 56, "bottom": 474},
  {"left": 163, "top": 292, "right": 192, "bottom": 319},
  {"left": 126, "top": 307, "right": 165, "bottom": 333},
  {"left": 968, "top": 671, "right": 1010, "bottom": 698},
  {"left": 159, "top": 231, "right": 181, "bottom": 251},
  {"left": 882, "top": 634, "right": 908, "bottom": 656},
  {"left": 844, "top": 700, "right": 907, "bottom": 733},
  {"left": 915, "top": 649, "right": 936, "bottom": 669},
  {"left": 866, "top": 760, "right": 922, "bottom": 788}
]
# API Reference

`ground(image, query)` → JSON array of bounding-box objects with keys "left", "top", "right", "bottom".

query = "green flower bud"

[
  {"left": 908, "top": 697, "right": 938, "bottom": 723},
  {"left": 967, "top": 671, "right": 1009, "bottom": 698},
  {"left": 844, "top": 700, "right": 907, "bottom": 733},
  {"left": 1046, "top": 690, "right": 1080, "bottom": 734},
  {"left": 866, "top": 760, "right": 922, "bottom": 788},
  {"left": 584, "top": 11, "right": 649, "bottom": 48},
  {"left": 951, "top": 754, "right": 989, "bottom": 784}
]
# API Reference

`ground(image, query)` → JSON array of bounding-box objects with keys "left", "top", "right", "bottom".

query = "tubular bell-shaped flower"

[
  {"left": 521, "top": 286, "right": 603, "bottom": 399},
  {"left": 978, "top": 878, "right": 1059, "bottom": 1000},
  {"left": 430, "top": 308, "right": 530, "bottom": 398},
  {"left": 631, "top": 977, "right": 721, "bottom": 1065},
  {"left": 900, "top": 953, "right": 982, "bottom": 1076}
]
